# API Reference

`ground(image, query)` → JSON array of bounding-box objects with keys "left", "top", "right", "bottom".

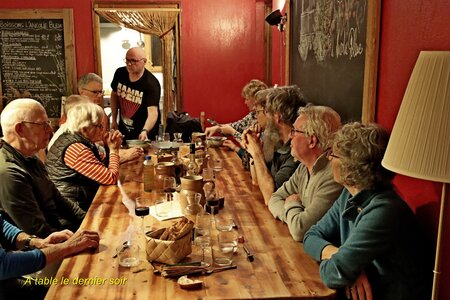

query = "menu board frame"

[{"left": 0, "top": 9, "right": 76, "bottom": 117}]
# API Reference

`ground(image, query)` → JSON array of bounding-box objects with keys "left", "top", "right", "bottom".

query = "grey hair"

[
  {"left": 298, "top": 104, "right": 341, "bottom": 150},
  {"left": 63, "top": 95, "right": 90, "bottom": 115},
  {"left": 77, "top": 73, "right": 103, "bottom": 89},
  {"left": 265, "top": 86, "right": 307, "bottom": 126},
  {"left": 241, "top": 79, "right": 268, "bottom": 99},
  {"left": 0, "top": 98, "right": 45, "bottom": 135},
  {"left": 65, "top": 102, "right": 105, "bottom": 133},
  {"left": 333, "top": 122, "right": 395, "bottom": 190}
]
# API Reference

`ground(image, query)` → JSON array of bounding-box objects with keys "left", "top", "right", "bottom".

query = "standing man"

[
  {"left": 268, "top": 105, "right": 343, "bottom": 242},
  {"left": 110, "top": 47, "right": 161, "bottom": 141},
  {"left": 0, "top": 99, "right": 85, "bottom": 238}
]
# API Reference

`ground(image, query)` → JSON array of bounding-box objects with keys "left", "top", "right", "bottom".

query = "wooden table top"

[{"left": 45, "top": 147, "right": 335, "bottom": 299}]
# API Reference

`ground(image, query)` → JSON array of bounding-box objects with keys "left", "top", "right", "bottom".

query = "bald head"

[
  {"left": 126, "top": 47, "right": 146, "bottom": 59},
  {"left": 1, "top": 98, "right": 45, "bottom": 135}
]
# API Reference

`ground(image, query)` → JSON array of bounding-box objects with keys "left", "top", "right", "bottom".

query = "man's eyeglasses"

[
  {"left": 124, "top": 58, "right": 145, "bottom": 65},
  {"left": 82, "top": 88, "right": 104, "bottom": 96},
  {"left": 290, "top": 127, "right": 306, "bottom": 137},
  {"left": 325, "top": 149, "right": 340, "bottom": 160},
  {"left": 21, "top": 120, "right": 52, "bottom": 128}
]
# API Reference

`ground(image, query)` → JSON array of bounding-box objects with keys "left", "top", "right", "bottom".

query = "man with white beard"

[{"left": 242, "top": 86, "right": 306, "bottom": 205}]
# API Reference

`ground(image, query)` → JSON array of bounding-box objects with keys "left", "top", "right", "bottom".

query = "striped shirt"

[{"left": 64, "top": 143, "right": 119, "bottom": 185}]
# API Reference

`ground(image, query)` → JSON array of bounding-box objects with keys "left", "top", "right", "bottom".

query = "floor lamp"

[{"left": 382, "top": 51, "right": 450, "bottom": 300}]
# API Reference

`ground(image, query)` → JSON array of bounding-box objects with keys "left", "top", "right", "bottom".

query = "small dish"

[
  {"left": 206, "top": 137, "right": 226, "bottom": 147},
  {"left": 126, "top": 139, "right": 150, "bottom": 149}
]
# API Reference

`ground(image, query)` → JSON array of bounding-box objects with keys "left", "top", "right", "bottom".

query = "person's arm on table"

[
  {"left": 283, "top": 176, "right": 342, "bottom": 242},
  {"left": 268, "top": 166, "right": 301, "bottom": 221}
]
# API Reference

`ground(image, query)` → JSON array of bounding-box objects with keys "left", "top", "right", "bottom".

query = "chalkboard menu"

[
  {"left": 0, "top": 9, "right": 76, "bottom": 118},
  {"left": 289, "top": 0, "right": 380, "bottom": 123}
]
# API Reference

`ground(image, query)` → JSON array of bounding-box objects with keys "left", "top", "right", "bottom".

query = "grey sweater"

[{"left": 268, "top": 153, "right": 343, "bottom": 241}]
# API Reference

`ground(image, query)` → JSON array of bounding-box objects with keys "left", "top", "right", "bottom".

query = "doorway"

[{"left": 92, "top": 2, "right": 182, "bottom": 125}]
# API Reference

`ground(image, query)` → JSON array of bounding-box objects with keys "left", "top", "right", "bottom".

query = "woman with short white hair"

[{"left": 46, "top": 102, "right": 123, "bottom": 212}]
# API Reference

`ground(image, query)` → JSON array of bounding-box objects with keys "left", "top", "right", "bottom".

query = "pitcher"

[{"left": 179, "top": 175, "right": 205, "bottom": 213}]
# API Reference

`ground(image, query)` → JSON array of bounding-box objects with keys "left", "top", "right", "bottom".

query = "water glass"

[
  {"left": 195, "top": 212, "right": 212, "bottom": 236},
  {"left": 117, "top": 242, "right": 140, "bottom": 267},
  {"left": 215, "top": 214, "right": 234, "bottom": 231},
  {"left": 213, "top": 231, "right": 237, "bottom": 266},
  {"left": 173, "top": 132, "right": 183, "bottom": 143},
  {"left": 155, "top": 194, "right": 169, "bottom": 217},
  {"left": 212, "top": 159, "right": 223, "bottom": 172}
]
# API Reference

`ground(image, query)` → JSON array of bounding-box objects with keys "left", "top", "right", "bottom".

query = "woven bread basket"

[{"left": 146, "top": 227, "right": 192, "bottom": 264}]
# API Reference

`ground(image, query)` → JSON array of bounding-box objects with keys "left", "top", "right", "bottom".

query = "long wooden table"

[{"left": 45, "top": 147, "right": 335, "bottom": 299}]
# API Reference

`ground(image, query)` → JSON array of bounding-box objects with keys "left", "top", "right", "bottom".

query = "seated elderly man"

[
  {"left": 0, "top": 99, "right": 85, "bottom": 238},
  {"left": 241, "top": 86, "right": 306, "bottom": 204},
  {"left": 0, "top": 213, "right": 99, "bottom": 299},
  {"left": 46, "top": 102, "right": 122, "bottom": 212},
  {"left": 268, "top": 105, "right": 343, "bottom": 241}
]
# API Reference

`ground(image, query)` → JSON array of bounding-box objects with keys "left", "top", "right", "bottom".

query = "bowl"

[
  {"left": 126, "top": 139, "right": 150, "bottom": 149},
  {"left": 151, "top": 141, "right": 183, "bottom": 150},
  {"left": 206, "top": 136, "right": 226, "bottom": 147}
]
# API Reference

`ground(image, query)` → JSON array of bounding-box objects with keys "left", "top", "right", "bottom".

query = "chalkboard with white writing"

[
  {"left": 0, "top": 9, "right": 76, "bottom": 118},
  {"left": 289, "top": 0, "right": 380, "bottom": 123}
]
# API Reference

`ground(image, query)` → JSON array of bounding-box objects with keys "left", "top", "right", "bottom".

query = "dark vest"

[{"left": 46, "top": 132, "right": 104, "bottom": 212}]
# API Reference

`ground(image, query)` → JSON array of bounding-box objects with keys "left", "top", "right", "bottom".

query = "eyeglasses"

[
  {"left": 82, "top": 88, "right": 104, "bottom": 96},
  {"left": 124, "top": 58, "right": 145, "bottom": 65},
  {"left": 21, "top": 120, "right": 52, "bottom": 128},
  {"left": 255, "top": 108, "right": 266, "bottom": 115},
  {"left": 325, "top": 149, "right": 341, "bottom": 160},
  {"left": 93, "top": 123, "right": 104, "bottom": 130},
  {"left": 290, "top": 127, "right": 306, "bottom": 137}
]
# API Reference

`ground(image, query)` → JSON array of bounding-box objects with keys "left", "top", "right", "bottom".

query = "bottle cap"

[{"left": 145, "top": 155, "right": 151, "bottom": 160}]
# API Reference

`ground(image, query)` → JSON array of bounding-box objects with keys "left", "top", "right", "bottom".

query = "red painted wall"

[
  {"left": 377, "top": 1, "right": 450, "bottom": 298},
  {"left": 0, "top": 0, "right": 265, "bottom": 125}
]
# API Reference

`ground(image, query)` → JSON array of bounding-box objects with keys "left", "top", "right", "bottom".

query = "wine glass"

[
  {"left": 194, "top": 235, "right": 211, "bottom": 267},
  {"left": 173, "top": 132, "right": 183, "bottom": 143},
  {"left": 135, "top": 197, "right": 149, "bottom": 234},
  {"left": 163, "top": 177, "right": 177, "bottom": 210}
]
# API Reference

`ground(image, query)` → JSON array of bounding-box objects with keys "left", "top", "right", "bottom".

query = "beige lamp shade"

[{"left": 382, "top": 51, "right": 450, "bottom": 183}]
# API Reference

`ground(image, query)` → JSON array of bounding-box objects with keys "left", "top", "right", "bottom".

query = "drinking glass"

[
  {"left": 173, "top": 132, "right": 183, "bottom": 143},
  {"left": 213, "top": 159, "right": 223, "bottom": 172},
  {"left": 213, "top": 231, "right": 237, "bottom": 266},
  {"left": 194, "top": 235, "right": 211, "bottom": 267},
  {"left": 162, "top": 132, "right": 170, "bottom": 142},
  {"left": 163, "top": 176, "right": 177, "bottom": 203},
  {"left": 215, "top": 214, "right": 234, "bottom": 232},
  {"left": 135, "top": 197, "right": 149, "bottom": 233},
  {"left": 195, "top": 212, "right": 212, "bottom": 236}
]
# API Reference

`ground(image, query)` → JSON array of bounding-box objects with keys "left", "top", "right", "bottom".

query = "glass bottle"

[
  {"left": 143, "top": 155, "right": 155, "bottom": 192},
  {"left": 171, "top": 150, "right": 184, "bottom": 184},
  {"left": 186, "top": 143, "right": 198, "bottom": 176}
]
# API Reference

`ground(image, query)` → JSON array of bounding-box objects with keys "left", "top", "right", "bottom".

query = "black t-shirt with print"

[{"left": 111, "top": 67, "right": 161, "bottom": 140}]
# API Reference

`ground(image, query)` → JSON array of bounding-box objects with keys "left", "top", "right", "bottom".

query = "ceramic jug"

[
  {"left": 179, "top": 175, "right": 205, "bottom": 213},
  {"left": 155, "top": 162, "right": 175, "bottom": 190}
]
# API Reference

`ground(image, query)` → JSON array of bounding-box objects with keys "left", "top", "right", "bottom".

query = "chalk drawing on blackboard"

[{"left": 297, "top": 0, "right": 366, "bottom": 63}]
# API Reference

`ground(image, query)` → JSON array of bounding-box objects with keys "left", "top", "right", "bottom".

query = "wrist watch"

[{"left": 24, "top": 235, "right": 38, "bottom": 250}]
